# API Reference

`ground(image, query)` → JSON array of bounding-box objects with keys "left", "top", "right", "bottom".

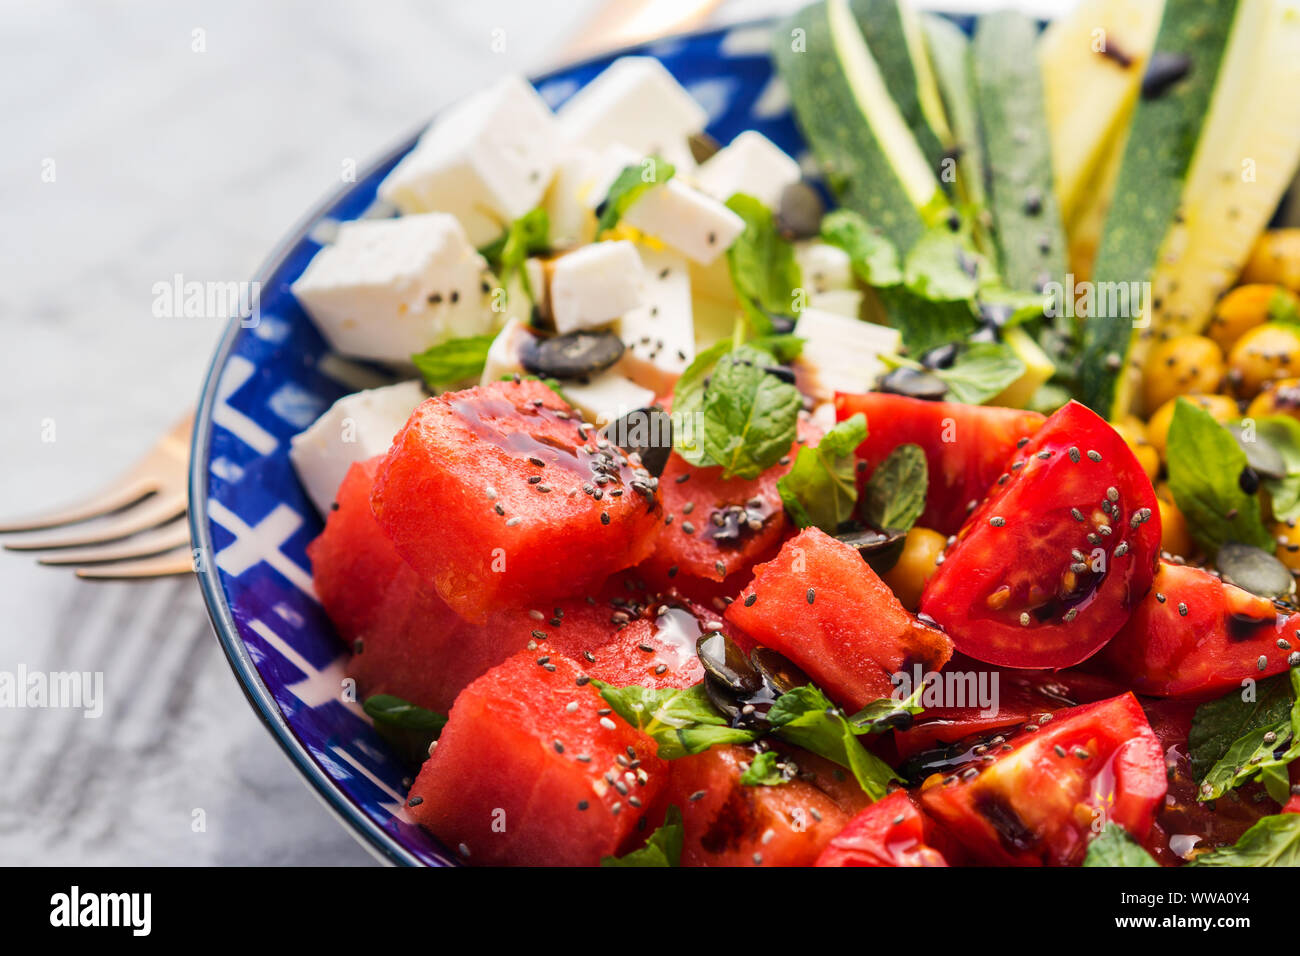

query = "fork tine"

[
  {"left": 2, "top": 489, "right": 186, "bottom": 551},
  {"left": 75, "top": 545, "right": 195, "bottom": 580},
  {"left": 0, "top": 476, "right": 157, "bottom": 534},
  {"left": 36, "top": 518, "right": 191, "bottom": 566}
]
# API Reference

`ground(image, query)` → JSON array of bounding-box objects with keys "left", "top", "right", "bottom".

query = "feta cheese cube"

[
  {"left": 615, "top": 246, "right": 694, "bottom": 394},
  {"left": 795, "top": 241, "right": 855, "bottom": 293},
  {"left": 695, "top": 131, "right": 801, "bottom": 209},
  {"left": 479, "top": 316, "right": 534, "bottom": 385},
  {"left": 378, "top": 75, "right": 560, "bottom": 246},
  {"left": 623, "top": 180, "right": 745, "bottom": 265},
  {"left": 794, "top": 308, "right": 900, "bottom": 400},
  {"left": 289, "top": 380, "right": 426, "bottom": 515},
  {"left": 544, "top": 147, "right": 600, "bottom": 248},
  {"left": 549, "top": 240, "right": 646, "bottom": 334},
  {"left": 809, "top": 288, "right": 864, "bottom": 319},
  {"left": 291, "top": 213, "right": 495, "bottom": 364},
  {"left": 557, "top": 57, "right": 706, "bottom": 171},
  {"left": 560, "top": 372, "right": 655, "bottom": 427}
]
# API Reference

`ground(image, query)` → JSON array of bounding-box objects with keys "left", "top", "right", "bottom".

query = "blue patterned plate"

[{"left": 188, "top": 19, "right": 823, "bottom": 866}]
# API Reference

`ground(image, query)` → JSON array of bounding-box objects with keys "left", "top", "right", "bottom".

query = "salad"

[{"left": 284, "top": 0, "right": 1300, "bottom": 866}]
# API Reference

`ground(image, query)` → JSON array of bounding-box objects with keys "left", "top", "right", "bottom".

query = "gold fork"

[{"left": 0, "top": 412, "right": 194, "bottom": 579}]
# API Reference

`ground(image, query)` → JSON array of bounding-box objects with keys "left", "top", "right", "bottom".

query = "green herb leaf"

[
  {"left": 592, "top": 681, "right": 759, "bottom": 760},
  {"left": 1188, "top": 814, "right": 1300, "bottom": 867},
  {"left": 1166, "top": 398, "right": 1275, "bottom": 556},
  {"left": 904, "top": 227, "right": 982, "bottom": 301},
  {"left": 411, "top": 335, "right": 496, "bottom": 390},
  {"left": 820, "top": 209, "right": 903, "bottom": 286},
  {"left": 862, "top": 443, "right": 928, "bottom": 533},
  {"left": 1188, "top": 673, "right": 1296, "bottom": 780},
  {"left": 1193, "top": 670, "right": 1300, "bottom": 801},
  {"left": 1254, "top": 415, "right": 1300, "bottom": 523},
  {"left": 777, "top": 413, "right": 867, "bottom": 532},
  {"left": 876, "top": 285, "right": 980, "bottom": 356},
  {"left": 699, "top": 345, "right": 802, "bottom": 480},
  {"left": 601, "top": 806, "right": 683, "bottom": 867},
  {"left": 739, "top": 750, "right": 793, "bottom": 786},
  {"left": 766, "top": 685, "right": 901, "bottom": 800},
  {"left": 478, "top": 207, "right": 550, "bottom": 300},
  {"left": 1083, "top": 824, "right": 1160, "bottom": 867},
  {"left": 362, "top": 694, "right": 447, "bottom": 765},
  {"left": 595, "top": 156, "right": 675, "bottom": 236},
  {"left": 725, "top": 193, "right": 804, "bottom": 337},
  {"left": 932, "top": 341, "right": 1025, "bottom": 405},
  {"left": 847, "top": 684, "right": 926, "bottom": 734}
]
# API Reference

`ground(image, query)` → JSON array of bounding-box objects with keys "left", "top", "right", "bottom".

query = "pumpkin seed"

[
  {"left": 1226, "top": 424, "right": 1287, "bottom": 480},
  {"left": 603, "top": 406, "right": 672, "bottom": 477},
  {"left": 879, "top": 366, "right": 948, "bottom": 401},
  {"left": 749, "top": 646, "right": 809, "bottom": 695},
  {"left": 775, "top": 180, "right": 825, "bottom": 240},
  {"left": 520, "top": 329, "right": 624, "bottom": 379},
  {"left": 1216, "top": 542, "right": 1295, "bottom": 600},
  {"left": 696, "top": 632, "right": 761, "bottom": 695}
]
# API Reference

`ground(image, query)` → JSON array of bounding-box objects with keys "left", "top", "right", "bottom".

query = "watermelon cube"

[
  {"left": 306, "top": 457, "right": 526, "bottom": 713},
  {"left": 406, "top": 649, "right": 668, "bottom": 865},
  {"left": 372, "top": 380, "right": 663, "bottom": 622},
  {"left": 724, "top": 528, "right": 953, "bottom": 712}
]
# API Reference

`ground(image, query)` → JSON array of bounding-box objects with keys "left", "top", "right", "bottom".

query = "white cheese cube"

[
  {"left": 809, "top": 288, "right": 864, "bottom": 319},
  {"left": 289, "top": 380, "right": 426, "bottom": 515},
  {"left": 291, "top": 214, "right": 495, "bottom": 364},
  {"left": 479, "top": 316, "right": 534, "bottom": 385},
  {"left": 378, "top": 75, "right": 560, "bottom": 246},
  {"left": 544, "top": 147, "right": 600, "bottom": 248},
  {"left": 560, "top": 372, "right": 655, "bottom": 427},
  {"left": 794, "top": 308, "right": 900, "bottom": 400},
  {"left": 615, "top": 246, "right": 694, "bottom": 394},
  {"left": 557, "top": 57, "right": 706, "bottom": 171},
  {"left": 549, "top": 240, "right": 646, "bottom": 334},
  {"left": 623, "top": 180, "right": 745, "bottom": 265},
  {"left": 796, "top": 241, "right": 856, "bottom": 293},
  {"left": 695, "top": 131, "right": 801, "bottom": 209}
]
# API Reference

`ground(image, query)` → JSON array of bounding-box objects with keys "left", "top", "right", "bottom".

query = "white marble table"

[{"left": 0, "top": 0, "right": 1068, "bottom": 865}]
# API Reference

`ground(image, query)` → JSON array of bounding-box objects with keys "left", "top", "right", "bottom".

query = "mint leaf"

[
  {"left": 877, "top": 286, "right": 979, "bottom": 356},
  {"left": 847, "top": 684, "right": 926, "bottom": 734},
  {"left": 1188, "top": 673, "right": 1297, "bottom": 781},
  {"left": 1194, "top": 670, "right": 1300, "bottom": 802},
  {"left": 363, "top": 694, "right": 447, "bottom": 765},
  {"left": 904, "top": 227, "right": 983, "bottom": 301},
  {"left": 1189, "top": 814, "right": 1300, "bottom": 867},
  {"left": 411, "top": 335, "right": 495, "bottom": 390},
  {"left": 933, "top": 342, "right": 1025, "bottom": 405},
  {"left": 1166, "top": 398, "right": 1275, "bottom": 556},
  {"left": 1255, "top": 415, "right": 1300, "bottom": 523},
  {"left": 699, "top": 345, "right": 802, "bottom": 480},
  {"left": 766, "top": 685, "right": 901, "bottom": 800},
  {"left": 777, "top": 413, "right": 867, "bottom": 532},
  {"left": 601, "top": 806, "right": 683, "bottom": 867},
  {"left": 862, "top": 443, "right": 928, "bottom": 534},
  {"left": 1083, "top": 824, "right": 1160, "bottom": 867},
  {"left": 479, "top": 207, "right": 549, "bottom": 301},
  {"left": 595, "top": 156, "right": 675, "bottom": 236},
  {"left": 820, "top": 210, "right": 903, "bottom": 286},
  {"left": 725, "top": 193, "right": 803, "bottom": 337},
  {"left": 592, "top": 681, "right": 759, "bottom": 760},
  {"left": 739, "top": 750, "right": 793, "bottom": 786}
]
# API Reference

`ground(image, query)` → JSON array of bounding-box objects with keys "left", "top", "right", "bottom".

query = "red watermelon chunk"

[
  {"left": 815, "top": 790, "right": 952, "bottom": 867},
  {"left": 834, "top": 392, "right": 1044, "bottom": 535},
  {"left": 306, "top": 457, "right": 524, "bottom": 713},
  {"left": 725, "top": 528, "right": 953, "bottom": 712},
  {"left": 663, "top": 744, "right": 869, "bottom": 866},
  {"left": 638, "top": 416, "right": 821, "bottom": 595},
  {"left": 406, "top": 649, "right": 668, "bottom": 866},
  {"left": 372, "top": 380, "right": 663, "bottom": 623}
]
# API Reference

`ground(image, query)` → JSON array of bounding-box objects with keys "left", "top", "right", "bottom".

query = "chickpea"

[
  {"left": 1241, "top": 229, "right": 1300, "bottom": 292},
  {"left": 1111, "top": 416, "right": 1160, "bottom": 483},
  {"left": 1209, "top": 285, "right": 1298, "bottom": 353},
  {"left": 882, "top": 526, "right": 946, "bottom": 611},
  {"left": 1158, "top": 498, "right": 1193, "bottom": 560},
  {"left": 1227, "top": 322, "right": 1300, "bottom": 398},
  {"left": 1141, "top": 335, "right": 1225, "bottom": 415},
  {"left": 1145, "top": 393, "right": 1239, "bottom": 458},
  {"left": 1274, "top": 521, "right": 1300, "bottom": 573},
  {"left": 1246, "top": 376, "right": 1300, "bottom": 423}
]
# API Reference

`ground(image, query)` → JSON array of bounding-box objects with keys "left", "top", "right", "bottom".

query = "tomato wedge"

[
  {"left": 1102, "top": 560, "right": 1300, "bottom": 697},
  {"left": 918, "top": 693, "right": 1166, "bottom": 866},
  {"left": 920, "top": 400, "right": 1161, "bottom": 669},
  {"left": 834, "top": 392, "right": 1044, "bottom": 535},
  {"left": 816, "top": 790, "right": 952, "bottom": 867}
]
